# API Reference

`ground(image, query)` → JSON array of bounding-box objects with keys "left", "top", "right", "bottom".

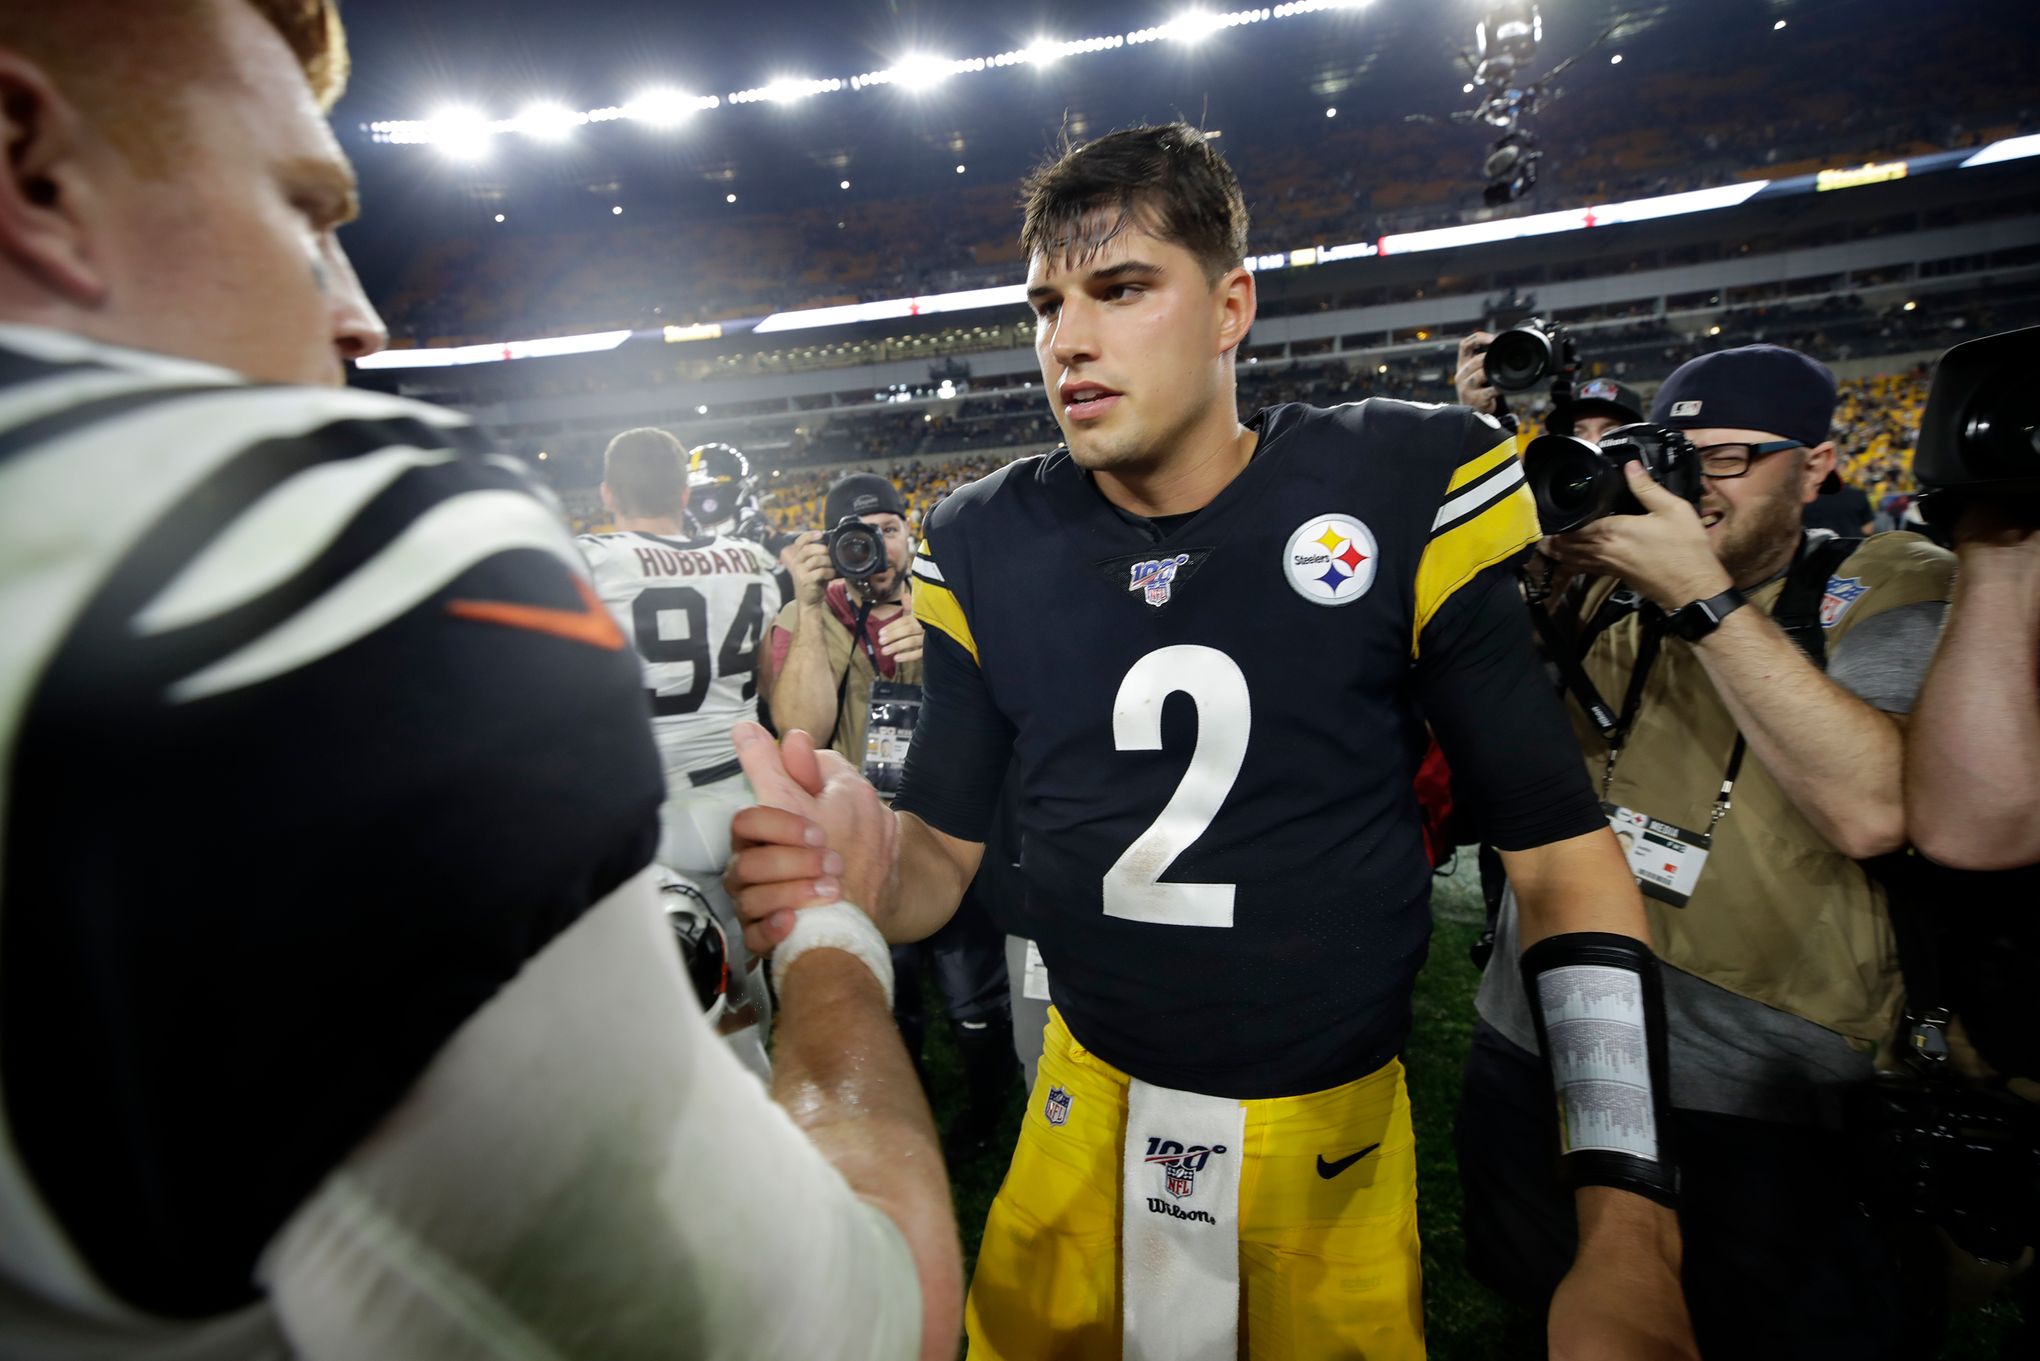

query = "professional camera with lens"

[
  {"left": 1523, "top": 422, "right": 1706, "bottom": 534},
  {"left": 826, "top": 515, "right": 886, "bottom": 582},
  {"left": 1484, "top": 317, "right": 1579, "bottom": 393},
  {"left": 1914, "top": 325, "right": 2040, "bottom": 527}
]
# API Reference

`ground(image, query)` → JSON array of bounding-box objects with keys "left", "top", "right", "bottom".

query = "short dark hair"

[
  {"left": 1019, "top": 122, "right": 1249, "bottom": 283},
  {"left": 602, "top": 427, "right": 689, "bottom": 520}
]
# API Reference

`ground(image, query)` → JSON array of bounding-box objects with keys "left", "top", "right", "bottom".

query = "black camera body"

[
  {"left": 826, "top": 515, "right": 886, "bottom": 582},
  {"left": 1485, "top": 317, "right": 1579, "bottom": 393},
  {"left": 1523, "top": 421, "right": 1706, "bottom": 534},
  {"left": 1914, "top": 325, "right": 2040, "bottom": 527},
  {"left": 1848, "top": 1072, "right": 2040, "bottom": 1266}
]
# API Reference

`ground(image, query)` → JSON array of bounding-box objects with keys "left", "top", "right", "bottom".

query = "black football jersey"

[{"left": 896, "top": 399, "right": 1602, "bottom": 1097}]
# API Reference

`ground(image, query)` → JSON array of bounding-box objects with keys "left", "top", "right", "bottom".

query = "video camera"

[
  {"left": 1913, "top": 325, "right": 2040, "bottom": 528},
  {"left": 1522, "top": 422, "right": 1706, "bottom": 534}
]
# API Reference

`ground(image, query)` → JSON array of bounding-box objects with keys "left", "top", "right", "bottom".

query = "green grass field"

[{"left": 917, "top": 856, "right": 2025, "bottom": 1358}]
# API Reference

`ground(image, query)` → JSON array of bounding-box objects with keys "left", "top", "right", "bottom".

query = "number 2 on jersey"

[
  {"left": 1104, "top": 645, "right": 1249, "bottom": 929},
  {"left": 632, "top": 582, "right": 765, "bottom": 715}
]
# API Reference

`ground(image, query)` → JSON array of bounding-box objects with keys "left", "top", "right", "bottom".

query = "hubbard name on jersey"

[
  {"left": 577, "top": 531, "right": 781, "bottom": 780},
  {"left": 895, "top": 398, "right": 1603, "bottom": 1100}
]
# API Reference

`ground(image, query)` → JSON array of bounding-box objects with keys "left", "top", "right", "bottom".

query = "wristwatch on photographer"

[{"left": 1663, "top": 587, "right": 1747, "bottom": 643}]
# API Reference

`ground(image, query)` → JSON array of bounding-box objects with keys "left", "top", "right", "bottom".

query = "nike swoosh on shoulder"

[
  {"left": 446, "top": 575, "right": 625, "bottom": 650},
  {"left": 1315, "top": 1143, "right": 1382, "bottom": 1179}
]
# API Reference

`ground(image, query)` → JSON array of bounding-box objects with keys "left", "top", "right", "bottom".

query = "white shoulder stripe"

[
  {"left": 168, "top": 490, "right": 583, "bottom": 703},
  {"left": 1432, "top": 459, "right": 1525, "bottom": 532},
  {"left": 911, "top": 557, "right": 944, "bottom": 583},
  {"left": 133, "top": 447, "right": 461, "bottom": 636}
]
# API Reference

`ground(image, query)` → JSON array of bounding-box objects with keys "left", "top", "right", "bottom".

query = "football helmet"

[
  {"left": 659, "top": 871, "right": 730, "bottom": 1024},
  {"left": 686, "top": 442, "right": 760, "bottom": 538}
]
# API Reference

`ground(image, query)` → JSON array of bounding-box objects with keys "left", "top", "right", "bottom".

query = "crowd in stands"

[
  {"left": 373, "top": 5, "right": 2035, "bottom": 346},
  {"left": 562, "top": 360, "right": 1937, "bottom": 550}
]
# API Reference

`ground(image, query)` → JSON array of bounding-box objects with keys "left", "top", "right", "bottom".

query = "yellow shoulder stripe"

[
  {"left": 1411, "top": 479, "right": 1539, "bottom": 656},
  {"left": 1446, "top": 434, "right": 1518, "bottom": 492},
  {"left": 912, "top": 579, "right": 979, "bottom": 667}
]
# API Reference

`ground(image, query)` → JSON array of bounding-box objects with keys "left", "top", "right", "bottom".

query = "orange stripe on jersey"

[{"left": 446, "top": 575, "right": 626, "bottom": 651}]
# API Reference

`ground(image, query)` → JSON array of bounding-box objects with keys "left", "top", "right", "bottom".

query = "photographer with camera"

[
  {"left": 1905, "top": 328, "right": 2040, "bottom": 873},
  {"left": 764, "top": 472, "right": 1021, "bottom": 1156},
  {"left": 765, "top": 472, "right": 925, "bottom": 767},
  {"left": 1458, "top": 344, "right": 1959, "bottom": 1359}
]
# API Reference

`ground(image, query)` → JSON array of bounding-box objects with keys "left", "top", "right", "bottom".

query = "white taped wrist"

[{"left": 774, "top": 902, "right": 894, "bottom": 1009}]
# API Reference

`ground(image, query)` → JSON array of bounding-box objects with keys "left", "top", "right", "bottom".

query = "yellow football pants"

[{"left": 965, "top": 1008, "right": 1425, "bottom": 1361}]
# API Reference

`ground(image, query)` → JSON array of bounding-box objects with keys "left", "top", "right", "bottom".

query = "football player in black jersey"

[{"left": 731, "top": 125, "right": 1696, "bottom": 1359}]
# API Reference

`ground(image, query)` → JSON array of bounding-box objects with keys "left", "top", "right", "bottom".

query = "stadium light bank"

[{"left": 366, "top": 2, "right": 1373, "bottom": 147}]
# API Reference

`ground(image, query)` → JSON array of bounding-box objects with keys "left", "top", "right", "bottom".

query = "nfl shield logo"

[
  {"left": 1820, "top": 575, "right": 1868, "bottom": 628},
  {"left": 1044, "top": 1085, "right": 1072, "bottom": 1127},
  {"left": 1128, "top": 554, "right": 1191, "bottom": 607},
  {"left": 1165, "top": 1163, "right": 1196, "bottom": 1199}
]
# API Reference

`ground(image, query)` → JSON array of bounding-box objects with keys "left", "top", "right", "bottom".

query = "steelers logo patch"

[{"left": 1283, "top": 514, "right": 1378, "bottom": 606}]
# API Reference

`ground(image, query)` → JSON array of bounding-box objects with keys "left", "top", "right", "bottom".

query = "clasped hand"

[{"left": 725, "top": 723, "right": 895, "bottom": 959}]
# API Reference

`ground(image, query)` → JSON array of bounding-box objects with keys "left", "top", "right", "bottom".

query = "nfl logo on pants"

[
  {"left": 1144, "top": 1138, "right": 1226, "bottom": 1200},
  {"left": 1044, "top": 1085, "right": 1072, "bottom": 1127}
]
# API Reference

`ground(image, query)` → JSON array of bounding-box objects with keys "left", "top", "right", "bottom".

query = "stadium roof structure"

[{"left": 355, "top": 130, "right": 2040, "bottom": 369}]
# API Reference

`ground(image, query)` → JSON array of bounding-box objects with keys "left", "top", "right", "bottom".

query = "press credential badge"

[{"left": 1602, "top": 801, "right": 1711, "bottom": 907}]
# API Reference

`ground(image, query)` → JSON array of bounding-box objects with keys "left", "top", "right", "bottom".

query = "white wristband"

[{"left": 773, "top": 902, "right": 894, "bottom": 1009}]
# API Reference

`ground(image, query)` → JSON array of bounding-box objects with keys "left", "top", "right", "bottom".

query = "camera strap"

[
  {"left": 823, "top": 592, "right": 883, "bottom": 750},
  {"left": 1531, "top": 533, "right": 1858, "bottom": 817}
]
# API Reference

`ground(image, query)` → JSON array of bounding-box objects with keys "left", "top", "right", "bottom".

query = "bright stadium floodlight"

[
  {"left": 1169, "top": 10, "right": 1224, "bottom": 44},
  {"left": 1023, "top": 38, "right": 1059, "bottom": 65},
  {"left": 515, "top": 102, "right": 582, "bottom": 142},
  {"left": 428, "top": 107, "right": 494, "bottom": 161},
  {"left": 889, "top": 52, "right": 955, "bottom": 92},
  {"left": 624, "top": 87, "right": 697, "bottom": 127}
]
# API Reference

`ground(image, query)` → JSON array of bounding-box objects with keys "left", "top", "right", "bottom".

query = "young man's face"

[
  {"left": 1026, "top": 221, "right": 1246, "bottom": 477},
  {"left": 40, "top": 3, "right": 386, "bottom": 384},
  {"left": 1575, "top": 413, "right": 1629, "bottom": 445}
]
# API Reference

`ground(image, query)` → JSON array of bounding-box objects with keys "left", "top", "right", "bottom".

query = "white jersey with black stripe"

[
  {"left": 0, "top": 326, "right": 924, "bottom": 1361},
  {"left": 0, "top": 326, "right": 665, "bottom": 1348},
  {"left": 577, "top": 529, "right": 781, "bottom": 782}
]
